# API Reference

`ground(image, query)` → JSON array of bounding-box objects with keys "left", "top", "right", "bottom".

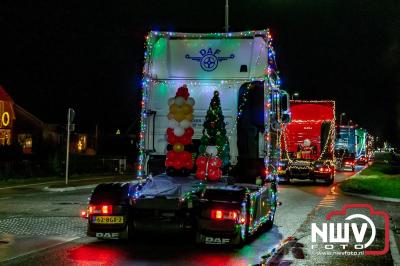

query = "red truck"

[{"left": 278, "top": 100, "right": 336, "bottom": 185}]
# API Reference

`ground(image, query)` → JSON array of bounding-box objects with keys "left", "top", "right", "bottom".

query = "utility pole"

[
  {"left": 225, "top": 0, "right": 229, "bottom": 33},
  {"left": 65, "top": 108, "right": 75, "bottom": 185},
  {"left": 340, "top": 112, "right": 346, "bottom": 126}
]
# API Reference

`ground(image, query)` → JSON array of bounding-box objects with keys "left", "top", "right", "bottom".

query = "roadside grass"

[{"left": 340, "top": 162, "right": 400, "bottom": 199}]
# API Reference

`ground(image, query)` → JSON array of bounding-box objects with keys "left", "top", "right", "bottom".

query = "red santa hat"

[{"left": 176, "top": 84, "right": 190, "bottom": 100}]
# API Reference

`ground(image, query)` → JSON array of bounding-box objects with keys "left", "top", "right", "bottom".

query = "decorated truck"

[
  {"left": 83, "top": 30, "right": 290, "bottom": 246},
  {"left": 335, "top": 126, "right": 368, "bottom": 169},
  {"left": 335, "top": 125, "right": 356, "bottom": 171},
  {"left": 355, "top": 128, "right": 368, "bottom": 165},
  {"left": 278, "top": 100, "right": 335, "bottom": 184}
]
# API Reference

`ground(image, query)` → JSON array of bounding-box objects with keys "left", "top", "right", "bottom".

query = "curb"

[
  {"left": 43, "top": 180, "right": 140, "bottom": 193},
  {"left": 43, "top": 185, "right": 97, "bottom": 192},
  {"left": 340, "top": 189, "right": 400, "bottom": 203},
  {"left": 0, "top": 175, "right": 134, "bottom": 191}
]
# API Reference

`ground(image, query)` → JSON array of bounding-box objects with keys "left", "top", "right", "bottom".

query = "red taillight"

[
  {"left": 215, "top": 210, "right": 223, "bottom": 219},
  {"left": 278, "top": 166, "right": 282, "bottom": 171},
  {"left": 318, "top": 167, "right": 330, "bottom": 173},
  {"left": 102, "top": 205, "right": 112, "bottom": 214},
  {"left": 88, "top": 205, "right": 112, "bottom": 215},
  {"left": 211, "top": 209, "right": 238, "bottom": 221},
  {"left": 81, "top": 210, "right": 87, "bottom": 217}
]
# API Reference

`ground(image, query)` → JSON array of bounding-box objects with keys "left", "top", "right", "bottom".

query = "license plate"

[{"left": 93, "top": 216, "right": 124, "bottom": 224}]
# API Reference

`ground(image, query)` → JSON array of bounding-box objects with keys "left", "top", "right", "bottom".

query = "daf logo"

[
  {"left": 185, "top": 48, "right": 235, "bottom": 72},
  {"left": 96, "top": 232, "right": 119, "bottom": 239},
  {"left": 205, "top": 236, "right": 230, "bottom": 244},
  {"left": 304, "top": 126, "right": 313, "bottom": 130}
]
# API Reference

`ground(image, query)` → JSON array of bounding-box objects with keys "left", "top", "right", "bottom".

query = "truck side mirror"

[
  {"left": 280, "top": 90, "right": 291, "bottom": 123},
  {"left": 280, "top": 90, "right": 290, "bottom": 113},
  {"left": 282, "top": 113, "right": 291, "bottom": 123}
]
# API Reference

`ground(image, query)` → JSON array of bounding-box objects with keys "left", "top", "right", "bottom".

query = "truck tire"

[
  {"left": 128, "top": 212, "right": 135, "bottom": 240},
  {"left": 263, "top": 211, "right": 275, "bottom": 231}
]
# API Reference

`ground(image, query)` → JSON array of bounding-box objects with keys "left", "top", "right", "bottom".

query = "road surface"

[{"left": 0, "top": 167, "right": 398, "bottom": 265}]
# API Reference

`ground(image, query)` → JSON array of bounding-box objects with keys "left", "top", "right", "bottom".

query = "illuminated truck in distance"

[
  {"left": 335, "top": 125, "right": 356, "bottom": 171},
  {"left": 335, "top": 126, "right": 368, "bottom": 170},
  {"left": 279, "top": 100, "right": 335, "bottom": 185},
  {"left": 355, "top": 128, "right": 368, "bottom": 165}
]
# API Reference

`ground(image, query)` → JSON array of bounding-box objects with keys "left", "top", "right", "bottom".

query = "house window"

[
  {"left": 77, "top": 135, "right": 87, "bottom": 152},
  {"left": 0, "top": 129, "right": 11, "bottom": 145},
  {"left": 18, "top": 134, "right": 33, "bottom": 154}
]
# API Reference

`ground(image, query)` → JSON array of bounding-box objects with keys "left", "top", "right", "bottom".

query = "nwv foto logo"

[
  {"left": 185, "top": 48, "right": 234, "bottom": 72},
  {"left": 311, "top": 204, "right": 390, "bottom": 256}
]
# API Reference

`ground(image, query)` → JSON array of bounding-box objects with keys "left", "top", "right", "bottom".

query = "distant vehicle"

[
  {"left": 279, "top": 100, "right": 335, "bottom": 185},
  {"left": 356, "top": 155, "right": 368, "bottom": 165},
  {"left": 341, "top": 152, "right": 356, "bottom": 171},
  {"left": 355, "top": 128, "right": 368, "bottom": 161}
]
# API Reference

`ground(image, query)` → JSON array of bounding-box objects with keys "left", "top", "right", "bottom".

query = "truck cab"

[{"left": 279, "top": 100, "right": 335, "bottom": 184}]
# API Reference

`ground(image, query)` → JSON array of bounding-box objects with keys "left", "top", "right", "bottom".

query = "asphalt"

[{"left": 0, "top": 168, "right": 398, "bottom": 265}]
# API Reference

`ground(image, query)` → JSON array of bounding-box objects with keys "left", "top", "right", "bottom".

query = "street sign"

[{"left": 68, "top": 108, "right": 75, "bottom": 123}]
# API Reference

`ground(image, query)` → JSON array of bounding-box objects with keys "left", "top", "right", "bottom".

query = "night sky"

[{"left": 0, "top": 1, "right": 399, "bottom": 146}]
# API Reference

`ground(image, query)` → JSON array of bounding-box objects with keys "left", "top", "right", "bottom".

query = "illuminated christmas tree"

[{"left": 199, "top": 91, "right": 230, "bottom": 169}]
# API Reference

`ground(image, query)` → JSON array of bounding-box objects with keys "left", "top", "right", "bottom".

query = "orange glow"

[
  {"left": 102, "top": 205, "right": 112, "bottom": 214},
  {"left": 211, "top": 209, "right": 239, "bottom": 221},
  {"left": 232, "top": 212, "right": 237, "bottom": 220}
]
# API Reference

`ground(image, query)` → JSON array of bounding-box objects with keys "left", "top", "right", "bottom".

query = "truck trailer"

[
  {"left": 279, "top": 100, "right": 335, "bottom": 184},
  {"left": 84, "top": 30, "right": 290, "bottom": 246}
]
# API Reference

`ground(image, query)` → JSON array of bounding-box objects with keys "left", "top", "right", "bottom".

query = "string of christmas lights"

[
  {"left": 137, "top": 29, "right": 283, "bottom": 179},
  {"left": 280, "top": 100, "right": 336, "bottom": 167}
]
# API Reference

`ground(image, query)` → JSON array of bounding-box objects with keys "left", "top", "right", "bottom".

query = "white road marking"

[{"left": 0, "top": 236, "right": 80, "bottom": 263}]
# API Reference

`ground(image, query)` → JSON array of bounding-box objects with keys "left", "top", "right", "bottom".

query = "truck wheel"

[
  {"left": 128, "top": 213, "right": 134, "bottom": 240},
  {"left": 263, "top": 211, "right": 275, "bottom": 231},
  {"left": 235, "top": 224, "right": 248, "bottom": 248},
  {"left": 351, "top": 166, "right": 355, "bottom": 172},
  {"left": 195, "top": 230, "right": 202, "bottom": 245},
  {"left": 262, "top": 198, "right": 276, "bottom": 232}
]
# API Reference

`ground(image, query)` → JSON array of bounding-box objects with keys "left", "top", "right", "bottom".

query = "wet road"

[{"left": 0, "top": 166, "right": 398, "bottom": 265}]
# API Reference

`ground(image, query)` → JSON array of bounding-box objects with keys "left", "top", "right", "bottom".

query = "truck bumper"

[
  {"left": 311, "top": 172, "right": 332, "bottom": 179},
  {"left": 196, "top": 219, "right": 241, "bottom": 245},
  {"left": 87, "top": 220, "right": 129, "bottom": 239},
  {"left": 287, "top": 168, "right": 311, "bottom": 179}
]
